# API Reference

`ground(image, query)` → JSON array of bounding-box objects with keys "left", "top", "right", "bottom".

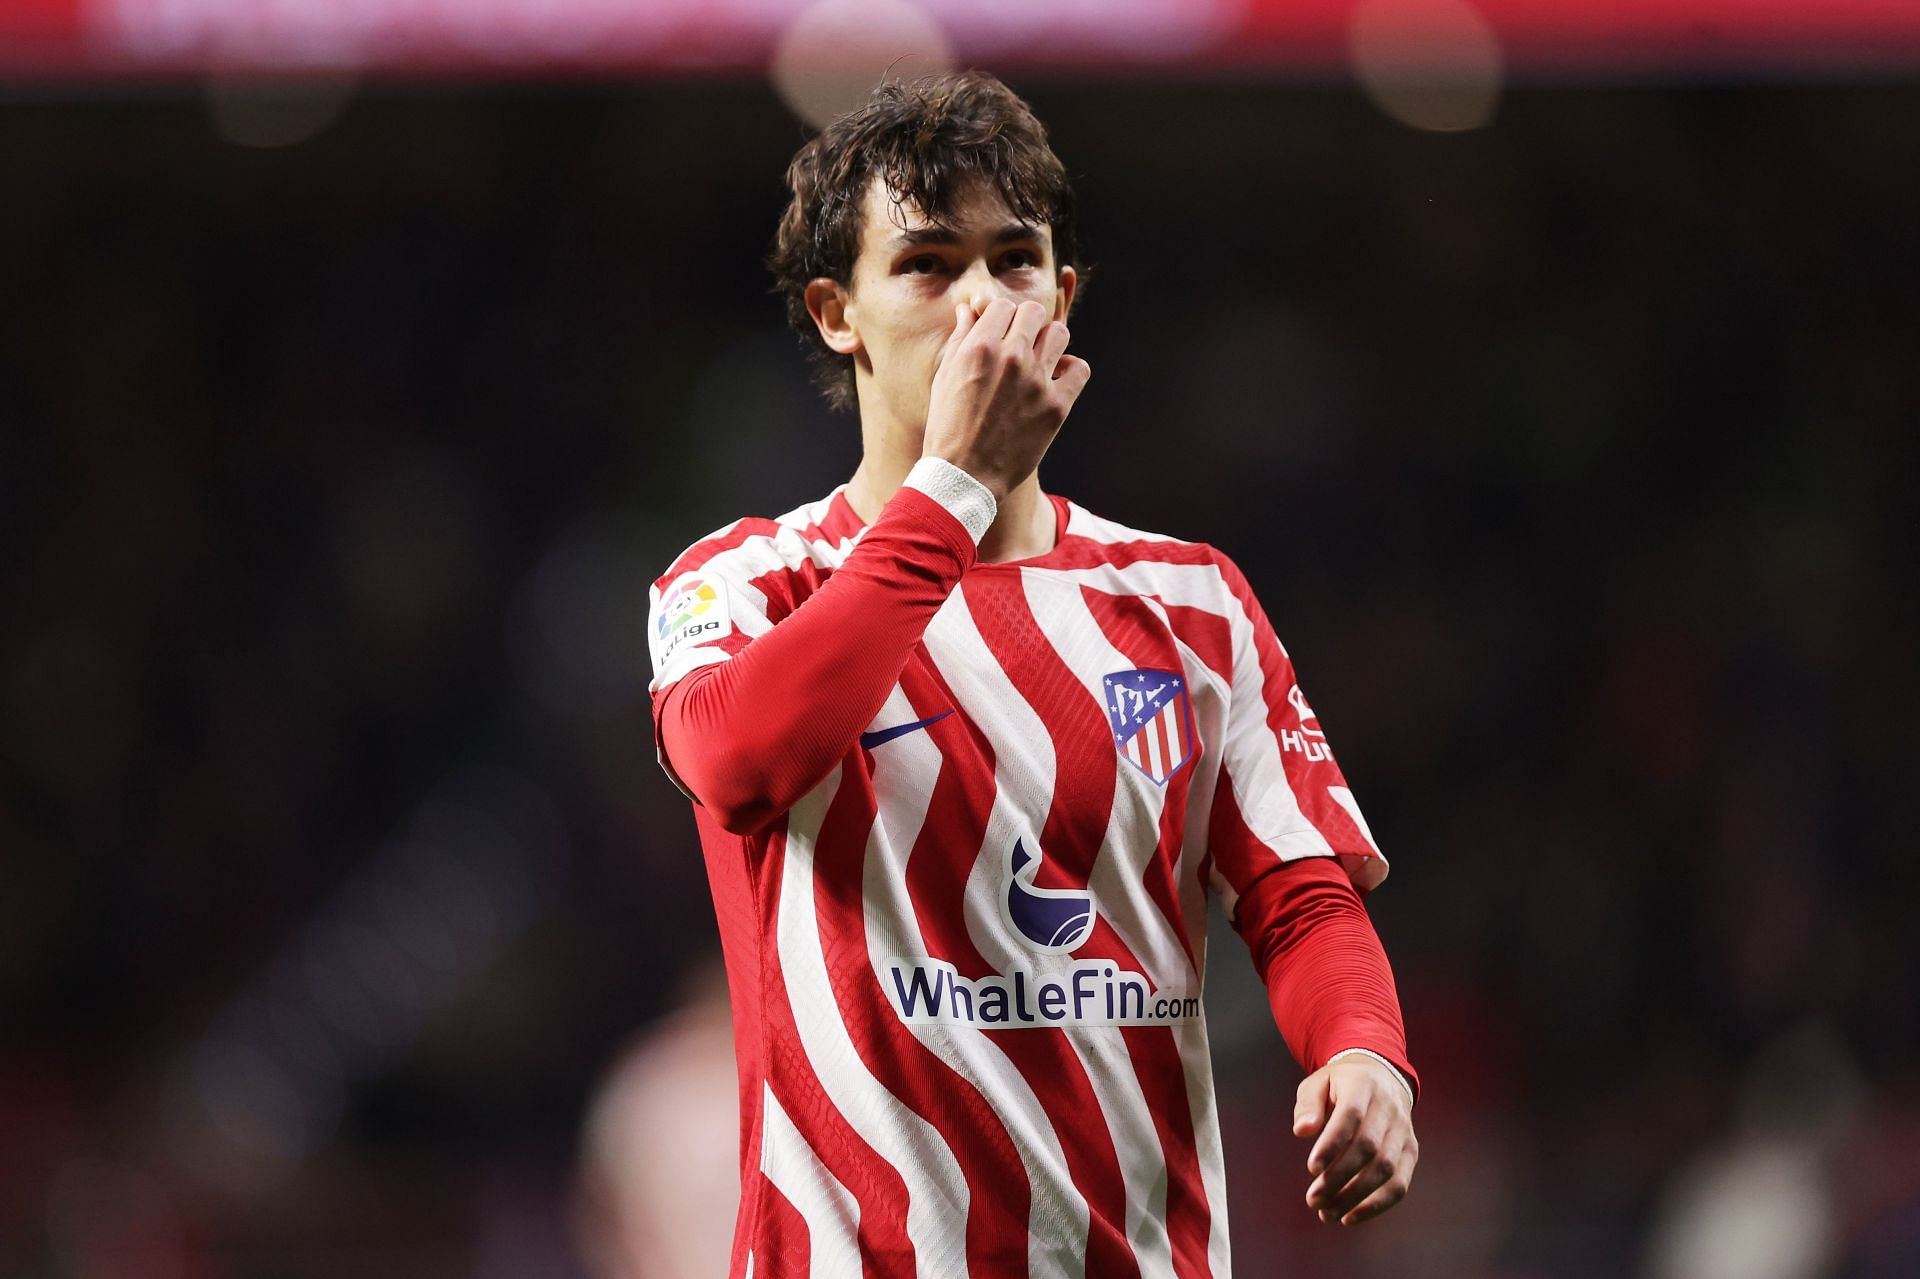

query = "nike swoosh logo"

[{"left": 860, "top": 710, "right": 953, "bottom": 750}]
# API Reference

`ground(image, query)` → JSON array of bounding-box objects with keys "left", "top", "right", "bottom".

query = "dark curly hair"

[{"left": 767, "top": 70, "right": 1084, "bottom": 412}]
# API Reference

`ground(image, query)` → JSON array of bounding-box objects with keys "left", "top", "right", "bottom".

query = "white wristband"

[
  {"left": 902, "top": 457, "right": 997, "bottom": 545},
  {"left": 1326, "top": 1048, "right": 1416, "bottom": 1110}
]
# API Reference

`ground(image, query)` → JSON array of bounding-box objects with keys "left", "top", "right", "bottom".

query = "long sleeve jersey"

[{"left": 647, "top": 459, "right": 1416, "bottom": 1279}]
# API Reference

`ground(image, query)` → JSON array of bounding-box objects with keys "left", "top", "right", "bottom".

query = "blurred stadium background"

[{"left": 3, "top": 1, "right": 1918, "bottom": 1276}]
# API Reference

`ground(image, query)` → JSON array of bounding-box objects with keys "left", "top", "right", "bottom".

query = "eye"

[
  {"left": 902, "top": 255, "right": 944, "bottom": 275},
  {"left": 1000, "top": 249, "right": 1039, "bottom": 270}
]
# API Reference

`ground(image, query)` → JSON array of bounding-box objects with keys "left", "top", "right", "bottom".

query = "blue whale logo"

[{"left": 1005, "top": 839, "right": 1096, "bottom": 953}]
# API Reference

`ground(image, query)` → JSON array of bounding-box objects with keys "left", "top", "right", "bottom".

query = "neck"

[{"left": 844, "top": 435, "right": 1056, "bottom": 566}]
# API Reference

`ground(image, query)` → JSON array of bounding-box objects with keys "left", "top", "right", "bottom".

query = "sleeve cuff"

[
  {"left": 1325, "top": 1047, "right": 1416, "bottom": 1110},
  {"left": 902, "top": 456, "right": 997, "bottom": 545}
]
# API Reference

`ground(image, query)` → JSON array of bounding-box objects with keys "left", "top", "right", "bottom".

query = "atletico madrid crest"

[{"left": 1103, "top": 668, "right": 1196, "bottom": 785}]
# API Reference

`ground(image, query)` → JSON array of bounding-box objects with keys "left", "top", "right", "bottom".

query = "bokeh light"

[
  {"left": 1350, "top": 0, "right": 1504, "bottom": 133},
  {"left": 771, "top": 0, "right": 956, "bottom": 129}
]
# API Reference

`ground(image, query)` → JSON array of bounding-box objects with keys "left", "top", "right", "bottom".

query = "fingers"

[
  {"left": 1006, "top": 298, "right": 1050, "bottom": 350},
  {"left": 967, "top": 297, "right": 1018, "bottom": 343},
  {"left": 1034, "top": 318, "right": 1071, "bottom": 370},
  {"left": 960, "top": 299, "right": 1052, "bottom": 353},
  {"left": 1305, "top": 1083, "right": 1382, "bottom": 1198},
  {"left": 1319, "top": 1129, "right": 1418, "bottom": 1226},
  {"left": 1299, "top": 1066, "right": 1420, "bottom": 1227},
  {"left": 1050, "top": 355, "right": 1091, "bottom": 403},
  {"left": 1307, "top": 1114, "right": 1383, "bottom": 1219},
  {"left": 1306, "top": 1089, "right": 1368, "bottom": 1177}
]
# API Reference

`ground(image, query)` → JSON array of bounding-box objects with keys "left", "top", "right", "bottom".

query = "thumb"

[{"left": 1293, "top": 1069, "right": 1331, "bottom": 1139}]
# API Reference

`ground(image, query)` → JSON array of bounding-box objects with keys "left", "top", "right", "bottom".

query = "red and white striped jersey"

[{"left": 647, "top": 483, "right": 1389, "bottom": 1279}]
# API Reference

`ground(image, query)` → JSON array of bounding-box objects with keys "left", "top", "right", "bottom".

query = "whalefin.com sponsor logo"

[
  {"left": 883, "top": 838, "right": 1199, "bottom": 1029},
  {"left": 884, "top": 957, "right": 1200, "bottom": 1028}
]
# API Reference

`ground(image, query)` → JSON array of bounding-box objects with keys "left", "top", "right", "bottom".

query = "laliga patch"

[{"left": 651, "top": 573, "right": 732, "bottom": 668}]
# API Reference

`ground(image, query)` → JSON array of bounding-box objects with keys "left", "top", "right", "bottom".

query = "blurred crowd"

[{"left": 1, "top": 81, "right": 1916, "bottom": 1277}]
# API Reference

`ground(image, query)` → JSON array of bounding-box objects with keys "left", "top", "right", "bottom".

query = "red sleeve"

[
  {"left": 653, "top": 486, "right": 975, "bottom": 835},
  {"left": 1234, "top": 854, "right": 1420, "bottom": 1104}
]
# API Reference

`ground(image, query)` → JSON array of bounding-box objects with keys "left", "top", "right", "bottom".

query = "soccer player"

[{"left": 646, "top": 71, "right": 1420, "bottom": 1278}]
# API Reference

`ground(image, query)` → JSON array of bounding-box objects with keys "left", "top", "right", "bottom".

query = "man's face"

[{"left": 817, "top": 175, "right": 1077, "bottom": 434}]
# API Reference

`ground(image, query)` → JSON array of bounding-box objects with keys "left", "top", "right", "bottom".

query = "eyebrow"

[{"left": 887, "top": 222, "right": 1044, "bottom": 251}]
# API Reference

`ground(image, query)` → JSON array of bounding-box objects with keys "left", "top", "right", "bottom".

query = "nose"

[{"left": 957, "top": 260, "right": 1009, "bottom": 314}]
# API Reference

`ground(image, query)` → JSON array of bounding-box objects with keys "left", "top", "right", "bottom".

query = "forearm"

[
  {"left": 656, "top": 460, "right": 992, "bottom": 834},
  {"left": 1235, "top": 854, "right": 1420, "bottom": 1104}
]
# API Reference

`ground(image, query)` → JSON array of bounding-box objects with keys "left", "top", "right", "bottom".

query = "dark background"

[{"left": 2, "top": 79, "right": 1917, "bottom": 1277}]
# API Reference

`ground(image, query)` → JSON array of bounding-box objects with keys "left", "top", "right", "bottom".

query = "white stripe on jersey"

[
  {"left": 1062, "top": 505, "right": 1183, "bottom": 545},
  {"left": 859, "top": 682, "right": 1094, "bottom": 1277},
  {"left": 760, "top": 1085, "right": 861, "bottom": 1277},
  {"left": 928, "top": 583, "right": 1174, "bottom": 1278},
  {"left": 777, "top": 771, "right": 972, "bottom": 1278},
  {"left": 771, "top": 491, "right": 862, "bottom": 553},
  {"left": 1174, "top": 1015, "right": 1235, "bottom": 1279}
]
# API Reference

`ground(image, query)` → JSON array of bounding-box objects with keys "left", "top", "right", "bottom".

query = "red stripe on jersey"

[
  {"left": 806, "top": 742, "right": 1037, "bottom": 1274},
  {"left": 658, "top": 517, "right": 787, "bottom": 587},
  {"left": 814, "top": 489, "right": 869, "bottom": 546},
  {"left": 910, "top": 652, "right": 1140, "bottom": 1279},
  {"left": 752, "top": 1172, "right": 813, "bottom": 1279},
  {"left": 792, "top": 513, "right": 838, "bottom": 547},
  {"left": 1205, "top": 769, "right": 1283, "bottom": 907},
  {"left": 754, "top": 826, "right": 913, "bottom": 1277},
  {"left": 1160, "top": 601, "right": 1235, "bottom": 685},
  {"left": 899, "top": 651, "right": 1003, "bottom": 981},
  {"left": 747, "top": 560, "right": 831, "bottom": 620}
]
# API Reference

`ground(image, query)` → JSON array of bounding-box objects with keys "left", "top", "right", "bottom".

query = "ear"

[
  {"left": 804, "top": 278, "right": 862, "bottom": 356},
  {"left": 1052, "top": 265, "right": 1078, "bottom": 322}
]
